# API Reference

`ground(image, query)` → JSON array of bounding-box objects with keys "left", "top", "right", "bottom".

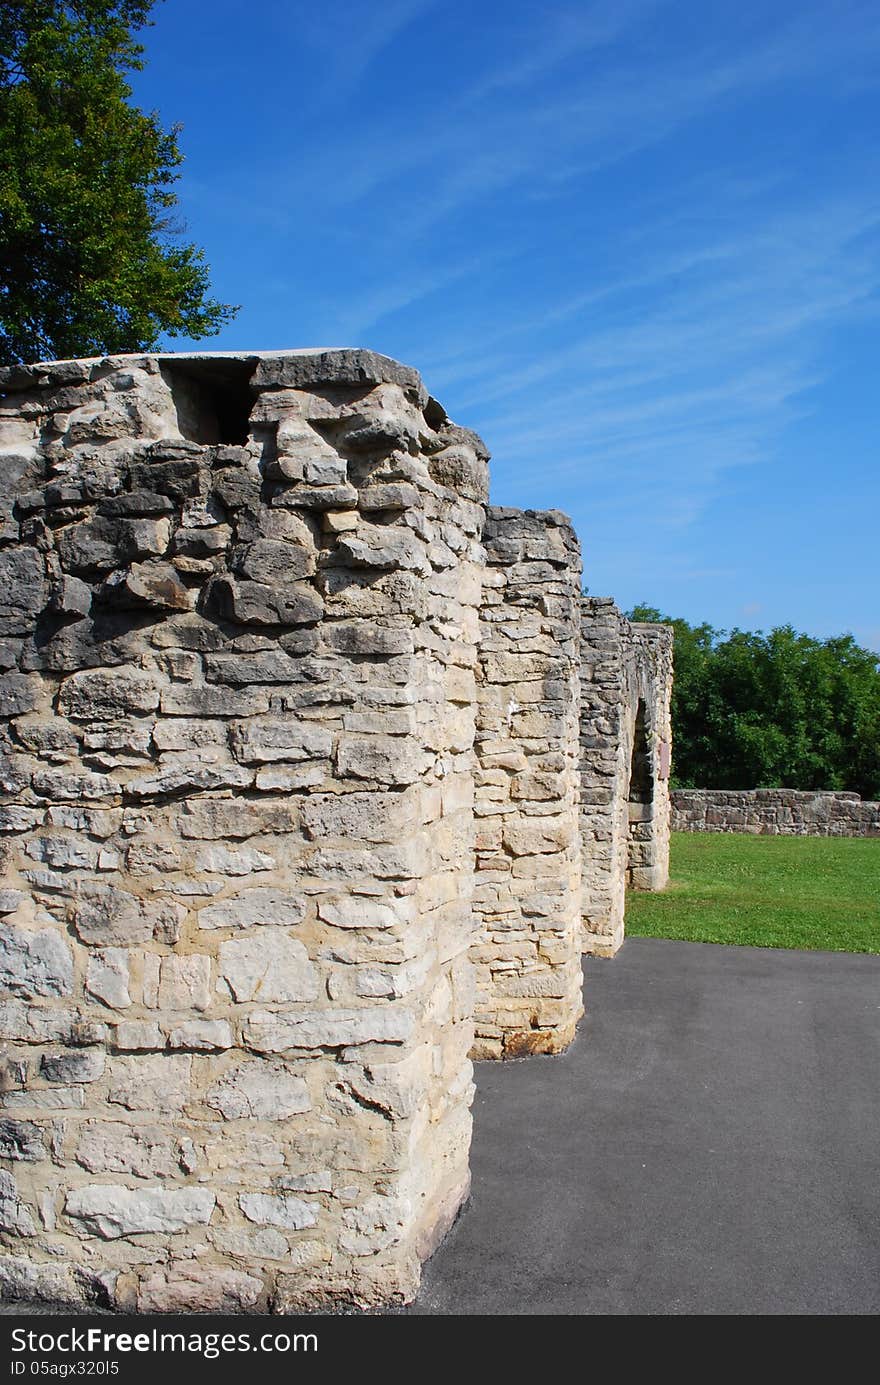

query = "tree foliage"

[
  {"left": 0, "top": 0, "right": 236, "bottom": 364},
  {"left": 628, "top": 606, "right": 880, "bottom": 800}
]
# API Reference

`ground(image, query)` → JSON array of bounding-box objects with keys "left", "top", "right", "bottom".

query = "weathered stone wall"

[
  {"left": 671, "top": 789, "right": 880, "bottom": 837},
  {"left": 579, "top": 601, "right": 673, "bottom": 957},
  {"left": 471, "top": 509, "right": 584, "bottom": 1058},
  {"left": 0, "top": 349, "right": 487, "bottom": 1311},
  {"left": 0, "top": 346, "right": 676, "bottom": 1310}
]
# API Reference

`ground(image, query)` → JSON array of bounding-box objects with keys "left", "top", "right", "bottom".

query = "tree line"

[{"left": 628, "top": 607, "right": 880, "bottom": 801}]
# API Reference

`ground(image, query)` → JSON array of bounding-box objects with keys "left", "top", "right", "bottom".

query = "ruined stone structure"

[
  {"left": 0, "top": 349, "right": 671, "bottom": 1311},
  {"left": 472, "top": 508, "right": 584, "bottom": 1059},
  {"left": 672, "top": 788, "right": 880, "bottom": 836},
  {"left": 579, "top": 601, "right": 673, "bottom": 956}
]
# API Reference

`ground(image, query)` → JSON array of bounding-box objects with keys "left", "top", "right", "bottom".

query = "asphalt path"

[{"left": 410, "top": 937, "right": 880, "bottom": 1315}]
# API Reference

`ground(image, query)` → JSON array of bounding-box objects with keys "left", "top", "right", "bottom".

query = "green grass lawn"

[{"left": 625, "top": 831, "right": 880, "bottom": 953}]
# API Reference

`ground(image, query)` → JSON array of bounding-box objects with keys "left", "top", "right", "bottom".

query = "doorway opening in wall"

[
  {"left": 627, "top": 699, "right": 652, "bottom": 885},
  {"left": 160, "top": 358, "right": 254, "bottom": 445}
]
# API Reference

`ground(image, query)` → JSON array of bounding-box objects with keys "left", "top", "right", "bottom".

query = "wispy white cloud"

[
  {"left": 302, "top": 0, "right": 880, "bottom": 239},
  {"left": 289, "top": 0, "right": 441, "bottom": 92}
]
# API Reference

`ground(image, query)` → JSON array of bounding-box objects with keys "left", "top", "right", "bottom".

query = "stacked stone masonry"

[
  {"left": 672, "top": 789, "right": 880, "bottom": 836},
  {"left": 472, "top": 508, "right": 584, "bottom": 1059},
  {"left": 0, "top": 349, "right": 673, "bottom": 1311},
  {"left": 579, "top": 601, "right": 673, "bottom": 957}
]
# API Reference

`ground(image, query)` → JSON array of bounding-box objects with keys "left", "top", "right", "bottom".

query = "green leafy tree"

[
  {"left": 0, "top": 0, "right": 236, "bottom": 364},
  {"left": 628, "top": 606, "right": 880, "bottom": 799}
]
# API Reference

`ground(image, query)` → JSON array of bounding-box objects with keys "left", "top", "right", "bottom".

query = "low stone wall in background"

[{"left": 671, "top": 789, "right": 880, "bottom": 837}]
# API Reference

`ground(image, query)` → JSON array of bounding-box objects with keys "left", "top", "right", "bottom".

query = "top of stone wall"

[
  {"left": 0, "top": 348, "right": 428, "bottom": 401},
  {"left": 0, "top": 346, "right": 491, "bottom": 504},
  {"left": 582, "top": 597, "right": 673, "bottom": 643},
  {"left": 672, "top": 788, "right": 864, "bottom": 802}
]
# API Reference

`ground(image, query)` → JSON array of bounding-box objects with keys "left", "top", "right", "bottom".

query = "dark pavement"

[{"left": 410, "top": 937, "right": 880, "bottom": 1315}]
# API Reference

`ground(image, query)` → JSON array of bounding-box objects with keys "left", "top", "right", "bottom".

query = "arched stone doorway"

[{"left": 579, "top": 602, "right": 673, "bottom": 955}]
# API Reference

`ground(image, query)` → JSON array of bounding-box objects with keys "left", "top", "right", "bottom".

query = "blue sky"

[{"left": 131, "top": 0, "right": 879, "bottom": 648}]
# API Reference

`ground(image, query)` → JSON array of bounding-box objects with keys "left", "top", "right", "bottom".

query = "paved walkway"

[{"left": 411, "top": 937, "right": 880, "bottom": 1315}]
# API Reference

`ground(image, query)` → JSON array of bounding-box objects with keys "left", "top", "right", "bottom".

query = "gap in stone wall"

[{"left": 160, "top": 360, "right": 255, "bottom": 446}]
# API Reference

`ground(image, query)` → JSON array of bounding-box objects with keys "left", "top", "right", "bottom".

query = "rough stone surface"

[
  {"left": 471, "top": 509, "right": 584, "bottom": 1058},
  {"left": 579, "top": 600, "right": 673, "bottom": 956},
  {"left": 0, "top": 348, "right": 487, "bottom": 1313},
  {"left": 64, "top": 1184, "right": 215, "bottom": 1237},
  {"left": 0, "top": 347, "right": 671, "bottom": 1312}
]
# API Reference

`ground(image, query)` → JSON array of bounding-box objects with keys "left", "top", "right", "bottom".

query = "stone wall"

[
  {"left": 0, "top": 349, "right": 487, "bottom": 1311},
  {"left": 579, "top": 601, "right": 673, "bottom": 957},
  {"left": 671, "top": 789, "right": 880, "bottom": 836},
  {"left": 0, "top": 347, "right": 675, "bottom": 1311},
  {"left": 471, "top": 508, "right": 584, "bottom": 1059}
]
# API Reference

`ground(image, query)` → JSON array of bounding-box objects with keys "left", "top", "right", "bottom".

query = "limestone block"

[
  {"left": 0, "top": 924, "right": 73, "bottom": 998},
  {"left": 158, "top": 955, "right": 212, "bottom": 1011},
  {"left": 231, "top": 539, "right": 316, "bottom": 583},
  {"left": 218, "top": 933, "right": 319, "bottom": 1003},
  {"left": 32, "top": 770, "right": 118, "bottom": 802},
  {"left": 0, "top": 1171, "right": 36, "bottom": 1236},
  {"left": 75, "top": 1122, "right": 184, "bottom": 1179},
  {"left": 0, "top": 671, "right": 42, "bottom": 717},
  {"left": 101, "top": 562, "right": 191, "bottom": 612},
  {"left": 3, "top": 1086, "right": 85, "bottom": 1112},
  {"left": 178, "top": 798, "right": 298, "bottom": 840},
  {"left": 112, "top": 1020, "right": 164, "bottom": 1051},
  {"left": 72, "top": 885, "right": 185, "bottom": 947},
  {"left": 230, "top": 716, "right": 332, "bottom": 764},
  {"left": 238, "top": 1193, "right": 316, "bottom": 1230},
  {"left": 193, "top": 844, "right": 275, "bottom": 875},
  {"left": 205, "top": 1060, "right": 311, "bottom": 1120},
  {"left": 212, "top": 575, "right": 324, "bottom": 627},
  {"left": 242, "top": 1006, "right": 415, "bottom": 1052},
  {"left": 336, "top": 735, "right": 428, "bottom": 786},
  {"left": 159, "top": 684, "right": 270, "bottom": 717},
  {"left": 64, "top": 1185, "right": 215, "bottom": 1238},
  {"left": 58, "top": 668, "right": 162, "bottom": 719},
  {"left": 168, "top": 1020, "right": 233, "bottom": 1050},
  {"left": 301, "top": 791, "right": 413, "bottom": 843},
  {"left": 125, "top": 761, "right": 255, "bottom": 797},
  {"left": 317, "top": 898, "right": 399, "bottom": 931},
  {"left": 0, "top": 1252, "right": 92, "bottom": 1308},
  {"left": 336, "top": 524, "right": 426, "bottom": 572},
  {"left": 255, "top": 764, "right": 327, "bottom": 792},
  {"left": 211, "top": 1227, "right": 289, "bottom": 1260},
  {"left": 40, "top": 1050, "right": 105, "bottom": 1084},
  {"left": 25, "top": 835, "right": 98, "bottom": 870},
  {"left": 0, "top": 547, "right": 48, "bottom": 630},
  {"left": 0, "top": 1000, "right": 92, "bottom": 1045},
  {"left": 151, "top": 718, "right": 228, "bottom": 751},
  {"left": 106, "top": 1055, "right": 191, "bottom": 1112},
  {"left": 136, "top": 1265, "right": 264, "bottom": 1313},
  {"left": 197, "top": 888, "right": 306, "bottom": 932},
  {"left": 340, "top": 1195, "right": 407, "bottom": 1255},
  {"left": 323, "top": 623, "right": 415, "bottom": 657},
  {"left": 47, "top": 806, "right": 119, "bottom": 837},
  {"left": 203, "top": 650, "right": 303, "bottom": 685},
  {"left": 0, "top": 1120, "right": 48, "bottom": 1162}
]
